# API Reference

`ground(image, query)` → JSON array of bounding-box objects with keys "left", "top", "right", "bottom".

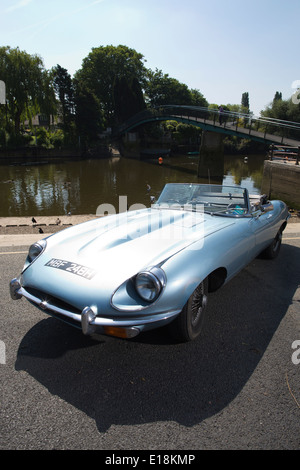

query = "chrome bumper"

[{"left": 10, "top": 278, "right": 179, "bottom": 339}]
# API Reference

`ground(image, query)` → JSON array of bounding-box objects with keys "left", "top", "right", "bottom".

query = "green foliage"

[
  {"left": 52, "top": 65, "right": 74, "bottom": 128},
  {"left": 261, "top": 95, "right": 300, "bottom": 138},
  {"left": 0, "top": 46, "right": 55, "bottom": 134},
  {"left": 223, "top": 136, "right": 267, "bottom": 155},
  {"left": 163, "top": 120, "right": 178, "bottom": 132},
  {"left": 113, "top": 76, "right": 146, "bottom": 123},
  {"left": 50, "top": 129, "right": 64, "bottom": 148},
  {"left": 35, "top": 127, "right": 51, "bottom": 147},
  {"left": 273, "top": 91, "right": 282, "bottom": 102},
  {"left": 163, "top": 120, "right": 201, "bottom": 143},
  {"left": 145, "top": 69, "right": 189, "bottom": 106},
  {"left": 190, "top": 88, "right": 208, "bottom": 107},
  {"left": 3, "top": 41, "right": 300, "bottom": 155},
  {"left": 241, "top": 92, "right": 249, "bottom": 111},
  {"left": 6, "top": 131, "right": 32, "bottom": 147},
  {"left": 75, "top": 45, "right": 147, "bottom": 125},
  {"left": 145, "top": 69, "right": 208, "bottom": 108},
  {"left": 74, "top": 81, "right": 104, "bottom": 146}
]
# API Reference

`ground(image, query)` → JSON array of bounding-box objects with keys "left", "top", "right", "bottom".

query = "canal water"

[{"left": 0, "top": 154, "right": 266, "bottom": 217}]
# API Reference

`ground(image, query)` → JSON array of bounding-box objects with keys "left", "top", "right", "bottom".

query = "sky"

[{"left": 0, "top": 0, "right": 299, "bottom": 116}]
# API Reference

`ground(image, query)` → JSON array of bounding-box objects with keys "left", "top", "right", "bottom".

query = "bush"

[
  {"left": 35, "top": 127, "right": 51, "bottom": 147},
  {"left": 6, "top": 132, "right": 32, "bottom": 147},
  {"left": 50, "top": 129, "right": 64, "bottom": 148}
]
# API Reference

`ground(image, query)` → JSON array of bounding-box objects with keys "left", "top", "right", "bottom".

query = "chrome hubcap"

[{"left": 191, "top": 284, "right": 207, "bottom": 326}]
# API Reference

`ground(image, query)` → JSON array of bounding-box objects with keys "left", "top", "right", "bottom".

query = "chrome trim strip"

[
  {"left": 18, "top": 286, "right": 82, "bottom": 321},
  {"left": 14, "top": 285, "right": 180, "bottom": 328}
]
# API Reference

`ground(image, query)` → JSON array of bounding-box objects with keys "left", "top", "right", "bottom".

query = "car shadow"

[{"left": 15, "top": 243, "right": 299, "bottom": 433}]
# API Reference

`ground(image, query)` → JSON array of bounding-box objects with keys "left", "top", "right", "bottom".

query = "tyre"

[
  {"left": 168, "top": 278, "right": 208, "bottom": 342},
  {"left": 261, "top": 229, "right": 282, "bottom": 259}
]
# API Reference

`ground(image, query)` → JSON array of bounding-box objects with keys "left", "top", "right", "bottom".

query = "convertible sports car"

[{"left": 10, "top": 184, "right": 290, "bottom": 342}]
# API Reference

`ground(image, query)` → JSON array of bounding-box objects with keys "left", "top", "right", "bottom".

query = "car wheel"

[
  {"left": 169, "top": 278, "right": 208, "bottom": 342},
  {"left": 261, "top": 229, "right": 282, "bottom": 259}
]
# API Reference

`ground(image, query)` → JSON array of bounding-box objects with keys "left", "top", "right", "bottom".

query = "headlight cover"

[
  {"left": 27, "top": 239, "right": 47, "bottom": 264},
  {"left": 135, "top": 268, "right": 166, "bottom": 302}
]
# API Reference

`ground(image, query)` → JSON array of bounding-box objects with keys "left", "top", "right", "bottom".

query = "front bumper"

[{"left": 10, "top": 278, "right": 180, "bottom": 339}]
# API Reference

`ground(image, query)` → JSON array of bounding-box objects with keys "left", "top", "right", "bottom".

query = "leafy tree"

[
  {"left": 162, "top": 120, "right": 201, "bottom": 144},
  {"left": 286, "top": 100, "right": 300, "bottom": 123},
  {"left": 74, "top": 80, "right": 104, "bottom": 146},
  {"left": 241, "top": 92, "right": 249, "bottom": 112},
  {"left": 39, "top": 69, "right": 57, "bottom": 125},
  {"left": 145, "top": 69, "right": 208, "bottom": 108},
  {"left": 0, "top": 46, "right": 54, "bottom": 135},
  {"left": 273, "top": 91, "right": 282, "bottom": 102},
  {"left": 52, "top": 64, "right": 75, "bottom": 134},
  {"left": 189, "top": 88, "right": 208, "bottom": 107},
  {"left": 145, "top": 68, "right": 191, "bottom": 106},
  {"left": 264, "top": 98, "right": 300, "bottom": 121},
  {"left": 35, "top": 127, "right": 50, "bottom": 147},
  {"left": 262, "top": 98, "right": 289, "bottom": 121},
  {"left": 75, "top": 45, "right": 147, "bottom": 125},
  {"left": 113, "top": 76, "right": 146, "bottom": 123},
  {"left": 261, "top": 95, "right": 300, "bottom": 138}
]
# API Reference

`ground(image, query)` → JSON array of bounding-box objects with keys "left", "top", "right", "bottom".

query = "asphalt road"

[{"left": 0, "top": 226, "right": 299, "bottom": 451}]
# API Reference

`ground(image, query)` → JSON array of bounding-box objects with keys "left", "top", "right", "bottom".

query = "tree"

[
  {"left": 145, "top": 69, "right": 208, "bottom": 108},
  {"left": 145, "top": 69, "right": 191, "bottom": 106},
  {"left": 113, "top": 76, "right": 146, "bottom": 123},
  {"left": 261, "top": 94, "right": 300, "bottom": 139},
  {"left": 52, "top": 64, "right": 75, "bottom": 134},
  {"left": 241, "top": 92, "right": 250, "bottom": 112},
  {"left": 262, "top": 97, "right": 300, "bottom": 122},
  {"left": 262, "top": 99, "right": 289, "bottom": 121},
  {"left": 75, "top": 45, "right": 147, "bottom": 125},
  {"left": 189, "top": 88, "right": 208, "bottom": 107},
  {"left": 0, "top": 46, "right": 54, "bottom": 135},
  {"left": 273, "top": 91, "right": 282, "bottom": 102},
  {"left": 74, "top": 80, "right": 104, "bottom": 146}
]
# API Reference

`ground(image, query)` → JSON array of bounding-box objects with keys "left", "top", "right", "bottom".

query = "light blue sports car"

[{"left": 10, "top": 184, "right": 290, "bottom": 342}]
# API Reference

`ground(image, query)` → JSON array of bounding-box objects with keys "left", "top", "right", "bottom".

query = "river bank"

[
  {"left": 0, "top": 214, "right": 97, "bottom": 235},
  {"left": 0, "top": 143, "right": 117, "bottom": 160}
]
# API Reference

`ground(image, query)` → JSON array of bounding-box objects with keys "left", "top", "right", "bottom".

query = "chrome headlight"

[
  {"left": 135, "top": 268, "right": 166, "bottom": 302},
  {"left": 27, "top": 239, "right": 47, "bottom": 264}
]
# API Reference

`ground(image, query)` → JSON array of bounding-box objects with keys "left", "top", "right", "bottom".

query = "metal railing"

[
  {"left": 114, "top": 105, "right": 300, "bottom": 145},
  {"left": 268, "top": 144, "right": 300, "bottom": 165}
]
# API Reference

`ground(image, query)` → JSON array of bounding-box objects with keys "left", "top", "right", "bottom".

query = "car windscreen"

[{"left": 153, "top": 184, "right": 249, "bottom": 216}]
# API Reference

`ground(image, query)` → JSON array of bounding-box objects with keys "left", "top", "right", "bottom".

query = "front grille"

[{"left": 25, "top": 286, "right": 82, "bottom": 328}]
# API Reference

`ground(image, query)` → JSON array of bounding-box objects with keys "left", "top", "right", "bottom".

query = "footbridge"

[{"left": 114, "top": 105, "right": 300, "bottom": 147}]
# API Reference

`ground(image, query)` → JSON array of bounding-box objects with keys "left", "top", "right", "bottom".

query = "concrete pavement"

[
  {"left": 1, "top": 227, "right": 299, "bottom": 450},
  {"left": 0, "top": 215, "right": 97, "bottom": 227},
  {"left": 0, "top": 214, "right": 97, "bottom": 247},
  {"left": 1, "top": 216, "right": 299, "bottom": 450}
]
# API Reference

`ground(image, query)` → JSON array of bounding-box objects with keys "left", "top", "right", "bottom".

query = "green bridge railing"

[{"left": 114, "top": 105, "right": 300, "bottom": 146}]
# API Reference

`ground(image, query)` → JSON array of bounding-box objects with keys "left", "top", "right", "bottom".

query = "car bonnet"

[{"left": 23, "top": 208, "right": 235, "bottom": 292}]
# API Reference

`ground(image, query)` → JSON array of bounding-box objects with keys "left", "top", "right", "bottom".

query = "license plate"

[{"left": 45, "top": 258, "right": 96, "bottom": 280}]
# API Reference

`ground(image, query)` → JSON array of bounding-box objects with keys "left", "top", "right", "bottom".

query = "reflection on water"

[{"left": 0, "top": 154, "right": 266, "bottom": 217}]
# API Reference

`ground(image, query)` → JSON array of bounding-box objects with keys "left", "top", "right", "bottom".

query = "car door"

[{"left": 248, "top": 210, "right": 275, "bottom": 258}]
